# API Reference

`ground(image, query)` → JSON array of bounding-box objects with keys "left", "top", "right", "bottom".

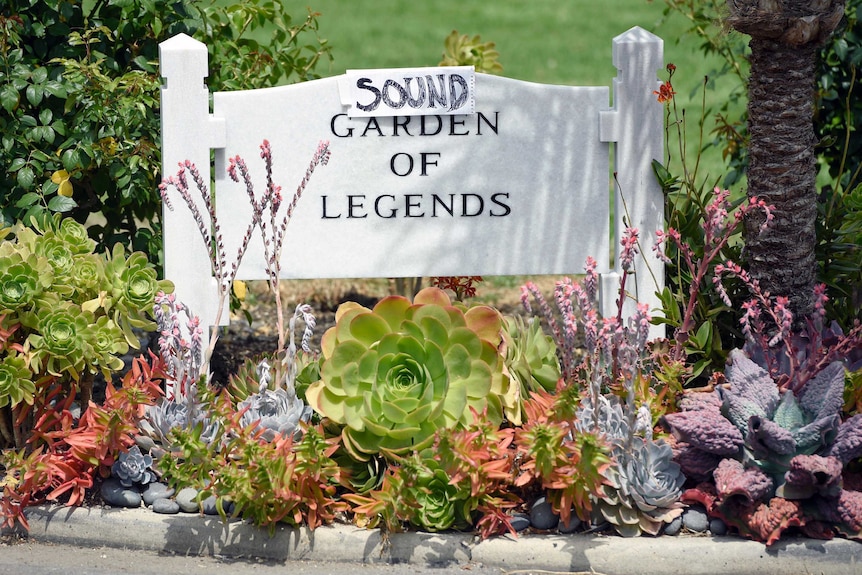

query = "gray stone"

[
  {"left": 142, "top": 483, "right": 175, "bottom": 507},
  {"left": 529, "top": 497, "right": 559, "bottom": 530},
  {"left": 709, "top": 517, "right": 728, "bottom": 536},
  {"left": 683, "top": 507, "right": 709, "bottom": 533},
  {"left": 100, "top": 478, "right": 142, "bottom": 508},
  {"left": 151, "top": 498, "right": 180, "bottom": 514},
  {"left": 663, "top": 515, "right": 683, "bottom": 536},
  {"left": 175, "top": 487, "right": 200, "bottom": 513},
  {"left": 510, "top": 513, "right": 531, "bottom": 532},
  {"left": 201, "top": 495, "right": 219, "bottom": 516},
  {"left": 557, "top": 514, "right": 582, "bottom": 534}
]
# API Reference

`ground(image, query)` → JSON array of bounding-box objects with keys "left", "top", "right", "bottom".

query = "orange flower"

[{"left": 654, "top": 80, "right": 675, "bottom": 103}]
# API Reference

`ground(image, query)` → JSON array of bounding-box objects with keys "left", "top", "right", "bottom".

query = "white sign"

[
  {"left": 211, "top": 73, "right": 610, "bottom": 282},
  {"left": 340, "top": 66, "right": 474, "bottom": 117},
  {"left": 159, "top": 28, "right": 665, "bottom": 338}
]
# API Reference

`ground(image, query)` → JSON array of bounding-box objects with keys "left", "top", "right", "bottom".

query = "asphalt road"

[{"left": 0, "top": 538, "right": 511, "bottom": 575}]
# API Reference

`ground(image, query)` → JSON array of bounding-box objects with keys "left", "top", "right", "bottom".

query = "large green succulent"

[
  {"left": 501, "top": 315, "right": 561, "bottom": 418},
  {"left": 306, "top": 287, "right": 514, "bottom": 460}
]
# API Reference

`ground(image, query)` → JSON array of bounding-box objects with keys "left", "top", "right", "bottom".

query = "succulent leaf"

[
  {"left": 722, "top": 350, "right": 779, "bottom": 430},
  {"left": 798, "top": 361, "right": 845, "bottom": 423},
  {"left": 747, "top": 416, "right": 797, "bottom": 457},
  {"left": 826, "top": 413, "right": 862, "bottom": 464},
  {"left": 778, "top": 454, "right": 842, "bottom": 499},
  {"left": 663, "top": 409, "right": 744, "bottom": 456},
  {"left": 713, "top": 458, "right": 774, "bottom": 503}
]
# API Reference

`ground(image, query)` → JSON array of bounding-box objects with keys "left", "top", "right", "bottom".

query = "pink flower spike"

[
  {"left": 619, "top": 227, "right": 639, "bottom": 272},
  {"left": 813, "top": 283, "right": 829, "bottom": 318}
]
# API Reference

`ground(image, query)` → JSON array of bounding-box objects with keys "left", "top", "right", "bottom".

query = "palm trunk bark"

[
  {"left": 744, "top": 38, "right": 818, "bottom": 320},
  {"left": 727, "top": 0, "right": 847, "bottom": 323}
]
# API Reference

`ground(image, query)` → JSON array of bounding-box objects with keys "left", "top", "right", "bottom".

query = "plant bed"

[{"left": 3, "top": 149, "right": 860, "bottom": 553}]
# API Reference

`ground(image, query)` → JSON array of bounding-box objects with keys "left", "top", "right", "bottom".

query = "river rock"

[
  {"left": 152, "top": 498, "right": 180, "bottom": 514},
  {"left": 663, "top": 515, "right": 683, "bottom": 536},
  {"left": 175, "top": 487, "right": 200, "bottom": 513},
  {"left": 709, "top": 517, "right": 728, "bottom": 536},
  {"left": 100, "top": 478, "right": 142, "bottom": 508},
  {"left": 529, "top": 497, "right": 559, "bottom": 530},
  {"left": 683, "top": 507, "right": 709, "bottom": 533},
  {"left": 142, "top": 482, "right": 175, "bottom": 507},
  {"left": 558, "top": 514, "right": 582, "bottom": 534},
  {"left": 201, "top": 495, "right": 219, "bottom": 515},
  {"left": 510, "top": 513, "right": 531, "bottom": 532}
]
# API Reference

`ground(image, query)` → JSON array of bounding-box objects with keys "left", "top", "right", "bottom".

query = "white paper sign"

[{"left": 340, "top": 66, "right": 475, "bottom": 117}]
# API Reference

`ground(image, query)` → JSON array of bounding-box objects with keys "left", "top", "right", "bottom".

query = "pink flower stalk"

[
  {"left": 768, "top": 296, "right": 793, "bottom": 347},
  {"left": 813, "top": 283, "right": 828, "bottom": 320},
  {"left": 583, "top": 256, "right": 598, "bottom": 304},
  {"left": 740, "top": 299, "right": 762, "bottom": 341},
  {"left": 631, "top": 302, "right": 652, "bottom": 351},
  {"left": 619, "top": 227, "right": 640, "bottom": 272}
]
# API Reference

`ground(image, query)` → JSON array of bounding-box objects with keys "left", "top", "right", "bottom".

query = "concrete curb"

[{"left": 6, "top": 504, "right": 862, "bottom": 574}]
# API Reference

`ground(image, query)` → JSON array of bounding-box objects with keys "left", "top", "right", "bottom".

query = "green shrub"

[{"left": 0, "top": 0, "right": 331, "bottom": 270}]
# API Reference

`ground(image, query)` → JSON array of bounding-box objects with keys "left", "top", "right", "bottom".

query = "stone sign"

[{"left": 159, "top": 28, "right": 665, "bottom": 336}]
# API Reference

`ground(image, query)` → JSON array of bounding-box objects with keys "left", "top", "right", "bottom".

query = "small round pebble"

[
  {"left": 201, "top": 495, "right": 219, "bottom": 515},
  {"left": 663, "top": 515, "right": 683, "bottom": 536},
  {"left": 100, "top": 478, "right": 142, "bottom": 508},
  {"left": 709, "top": 517, "right": 728, "bottom": 536},
  {"left": 152, "top": 498, "right": 180, "bottom": 514},
  {"left": 142, "top": 482, "right": 175, "bottom": 507},
  {"left": 557, "top": 514, "right": 582, "bottom": 534},
  {"left": 683, "top": 507, "right": 709, "bottom": 533},
  {"left": 510, "top": 513, "right": 531, "bottom": 532},
  {"left": 529, "top": 497, "right": 559, "bottom": 530},
  {"left": 175, "top": 487, "right": 200, "bottom": 513}
]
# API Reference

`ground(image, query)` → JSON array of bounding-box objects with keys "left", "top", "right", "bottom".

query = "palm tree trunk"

[
  {"left": 728, "top": 0, "right": 847, "bottom": 323},
  {"left": 743, "top": 37, "right": 818, "bottom": 320}
]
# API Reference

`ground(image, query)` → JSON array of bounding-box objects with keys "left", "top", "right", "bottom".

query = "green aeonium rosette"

[
  {"left": 0, "top": 253, "right": 52, "bottom": 313},
  {"left": 0, "top": 354, "right": 36, "bottom": 408},
  {"left": 306, "top": 287, "right": 515, "bottom": 460},
  {"left": 26, "top": 300, "right": 94, "bottom": 379}
]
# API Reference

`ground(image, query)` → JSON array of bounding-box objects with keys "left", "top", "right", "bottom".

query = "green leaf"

[
  {"left": 39, "top": 108, "right": 52, "bottom": 125},
  {"left": 0, "top": 85, "right": 19, "bottom": 112},
  {"left": 692, "top": 321, "right": 712, "bottom": 349},
  {"left": 44, "top": 81, "right": 68, "bottom": 99},
  {"left": 47, "top": 195, "right": 77, "bottom": 212},
  {"left": 26, "top": 84, "right": 43, "bottom": 106},
  {"left": 15, "top": 192, "right": 40, "bottom": 208},
  {"left": 61, "top": 148, "right": 80, "bottom": 171},
  {"left": 9, "top": 158, "right": 26, "bottom": 172},
  {"left": 17, "top": 166, "right": 35, "bottom": 189},
  {"left": 32, "top": 67, "right": 48, "bottom": 84}
]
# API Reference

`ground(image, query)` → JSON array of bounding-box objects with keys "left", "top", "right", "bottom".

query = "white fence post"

[
  {"left": 599, "top": 27, "right": 665, "bottom": 338},
  {"left": 159, "top": 34, "right": 226, "bottom": 387}
]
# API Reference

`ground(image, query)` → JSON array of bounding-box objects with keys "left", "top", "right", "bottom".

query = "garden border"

[{"left": 7, "top": 504, "right": 861, "bottom": 574}]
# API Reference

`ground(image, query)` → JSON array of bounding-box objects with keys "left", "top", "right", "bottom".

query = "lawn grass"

[{"left": 279, "top": 0, "right": 748, "bottom": 189}]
